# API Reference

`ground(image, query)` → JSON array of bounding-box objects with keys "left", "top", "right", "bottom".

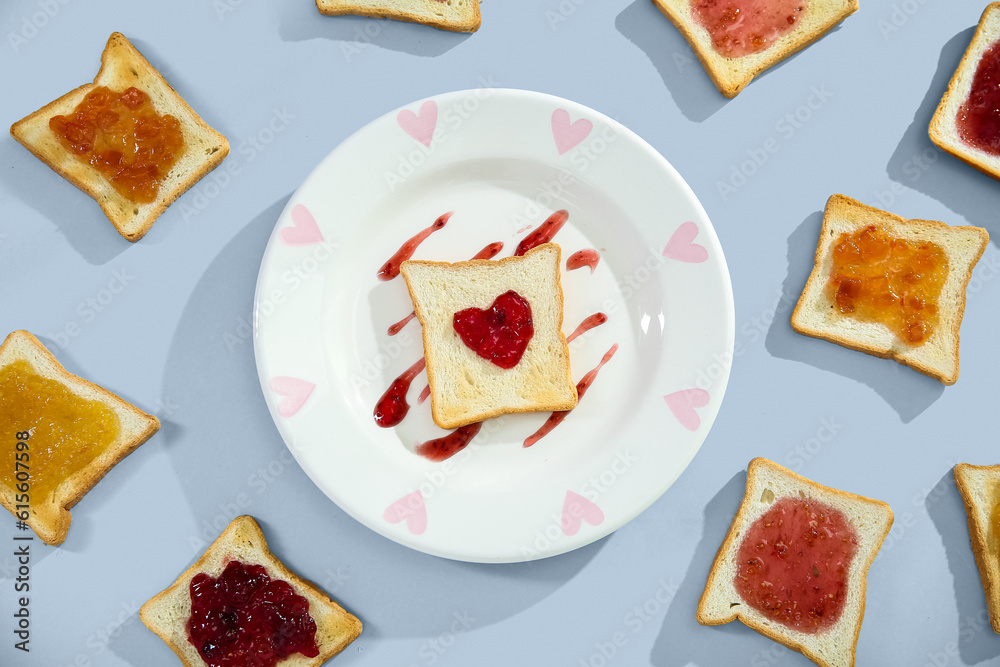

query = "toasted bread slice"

[
  {"left": 400, "top": 242, "right": 577, "bottom": 430},
  {"left": 953, "top": 463, "right": 1000, "bottom": 634},
  {"left": 141, "top": 516, "right": 362, "bottom": 667},
  {"left": 0, "top": 330, "right": 159, "bottom": 546},
  {"left": 790, "top": 194, "right": 989, "bottom": 385},
  {"left": 316, "top": 0, "right": 481, "bottom": 32},
  {"left": 929, "top": 2, "right": 1000, "bottom": 181},
  {"left": 10, "top": 32, "right": 229, "bottom": 241},
  {"left": 650, "top": 0, "right": 858, "bottom": 97},
  {"left": 697, "top": 458, "right": 893, "bottom": 667}
]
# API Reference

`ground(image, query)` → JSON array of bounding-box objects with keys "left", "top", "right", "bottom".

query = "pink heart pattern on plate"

[
  {"left": 280, "top": 204, "right": 324, "bottom": 246},
  {"left": 664, "top": 388, "right": 711, "bottom": 431},
  {"left": 662, "top": 221, "right": 708, "bottom": 263},
  {"left": 383, "top": 490, "right": 427, "bottom": 535},
  {"left": 269, "top": 376, "right": 315, "bottom": 417},
  {"left": 397, "top": 100, "right": 438, "bottom": 147},
  {"left": 551, "top": 108, "right": 593, "bottom": 155},
  {"left": 561, "top": 490, "right": 604, "bottom": 536}
]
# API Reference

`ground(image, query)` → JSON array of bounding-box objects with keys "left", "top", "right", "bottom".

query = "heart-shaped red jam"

[
  {"left": 734, "top": 497, "right": 858, "bottom": 633},
  {"left": 453, "top": 291, "right": 533, "bottom": 369},
  {"left": 187, "top": 560, "right": 319, "bottom": 667}
]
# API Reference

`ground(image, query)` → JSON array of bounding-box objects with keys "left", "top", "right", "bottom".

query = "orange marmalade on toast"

[
  {"left": 992, "top": 496, "right": 1000, "bottom": 554},
  {"left": 0, "top": 360, "right": 120, "bottom": 502},
  {"left": 827, "top": 225, "right": 949, "bottom": 346},
  {"left": 49, "top": 86, "right": 184, "bottom": 203}
]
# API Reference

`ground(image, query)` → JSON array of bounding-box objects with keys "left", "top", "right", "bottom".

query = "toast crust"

[
  {"left": 140, "top": 516, "right": 362, "bottom": 667},
  {"left": 401, "top": 243, "right": 578, "bottom": 430},
  {"left": 929, "top": 3, "right": 1000, "bottom": 182},
  {"left": 650, "top": 0, "right": 858, "bottom": 97},
  {"left": 10, "top": 32, "right": 229, "bottom": 241},
  {"left": 316, "top": 0, "right": 481, "bottom": 32},
  {"left": 697, "top": 458, "right": 893, "bottom": 667},
  {"left": 790, "top": 194, "right": 989, "bottom": 385},
  {"left": 953, "top": 463, "right": 1000, "bottom": 634},
  {"left": 0, "top": 330, "right": 160, "bottom": 546}
]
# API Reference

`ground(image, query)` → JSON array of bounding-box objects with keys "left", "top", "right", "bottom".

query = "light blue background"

[{"left": 2, "top": 1, "right": 1000, "bottom": 665}]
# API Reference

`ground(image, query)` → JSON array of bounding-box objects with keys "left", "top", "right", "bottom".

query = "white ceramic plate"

[{"left": 253, "top": 89, "right": 734, "bottom": 563}]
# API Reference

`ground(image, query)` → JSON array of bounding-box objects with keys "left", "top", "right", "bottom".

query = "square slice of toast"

[
  {"left": 10, "top": 32, "right": 229, "bottom": 241},
  {"left": 791, "top": 194, "right": 989, "bottom": 385},
  {"left": 929, "top": 2, "right": 1000, "bottom": 181},
  {"left": 317, "top": 0, "right": 481, "bottom": 32},
  {"left": 400, "top": 242, "right": 577, "bottom": 430},
  {"left": 697, "top": 458, "right": 893, "bottom": 667},
  {"left": 650, "top": 0, "right": 858, "bottom": 98},
  {"left": 0, "top": 330, "right": 160, "bottom": 546},
  {"left": 953, "top": 463, "right": 1000, "bottom": 634},
  {"left": 141, "top": 516, "right": 362, "bottom": 667}
]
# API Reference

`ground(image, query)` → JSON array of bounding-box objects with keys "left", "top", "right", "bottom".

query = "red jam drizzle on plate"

[
  {"left": 374, "top": 358, "right": 426, "bottom": 427},
  {"left": 956, "top": 39, "right": 1000, "bottom": 157},
  {"left": 453, "top": 291, "right": 534, "bottom": 369},
  {"left": 470, "top": 241, "right": 505, "bottom": 261},
  {"left": 566, "top": 249, "right": 601, "bottom": 273},
  {"left": 387, "top": 311, "right": 418, "bottom": 336},
  {"left": 187, "top": 560, "right": 319, "bottom": 667},
  {"left": 691, "top": 0, "right": 806, "bottom": 58},
  {"left": 416, "top": 422, "right": 483, "bottom": 461},
  {"left": 523, "top": 343, "right": 618, "bottom": 448},
  {"left": 734, "top": 496, "right": 859, "bottom": 633},
  {"left": 566, "top": 313, "right": 608, "bottom": 344},
  {"left": 515, "top": 209, "right": 569, "bottom": 256},
  {"left": 377, "top": 211, "right": 452, "bottom": 281}
]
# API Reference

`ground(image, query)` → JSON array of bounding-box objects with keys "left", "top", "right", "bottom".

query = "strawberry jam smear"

[
  {"left": 691, "top": 0, "right": 806, "bottom": 58},
  {"left": 48, "top": 85, "right": 184, "bottom": 203},
  {"left": 187, "top": 560, "right": 319, "bottom": 667},
  {"left": 735, "top": 496, "right": 858, "bottom": 633}
]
